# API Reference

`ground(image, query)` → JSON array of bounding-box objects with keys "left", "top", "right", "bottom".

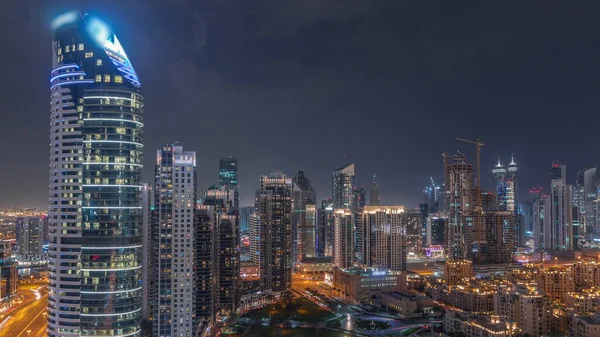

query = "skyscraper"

[
  {"left": 305, "top": 204, "right": 318, "bottom": 259},
  {"left": 353, "top": 187, "right": 367, "bottom": 263},
  {"left": 506, "top": 155, "right": 518, "bottom": 213},
  {"left": 360, "top": 206, "right": 407, "bottom": 271},
  {"left": 533, "top": 195, "right": 546, "bottom": 251},
  {"left": 141, "top": 183, "right": 151, "bottom": 320},
  {"left": 240, "top": 206, "right": 255, "bottom": 232},
  {"left": 194, "top": 206, "right": 213, "bottom": 331},
  {"left": 445, "top": 154, "right": 474, "bottom": 260},
  {"left": 249, "top": 212, "right": 262, "bottom": 267},
  {"left": 16, "top": 217, "right": 42, "bottom": 257},
  {"left": 584, "top": 168, "right": 598, "bottom": 237},
  {"left": 48, "top": 12, "right": 144, "bottom": 337},
  {"left": 151, "top": 145, "right": 197, "bottom": 337},
  {"left": 353, "top": 187, "right": 367, "bottom": 210},
  {"left": 258, "top": 172, "right": 293, "bottom": 294},
  {"left": 485, "top": 211, "right": 515, "bottom": 263},
  {"left": 424, "top": 177, "right": 441, "bottom": 214},
  {"left": 332, "top": 164, "right": 355, "bottom": 209},
  {"left": 319, "top": 199, "right": 335, "bottom": 258},
  {"left": 370, "top": 173, "right": 381, "bottom": 206},
  {"left": 292, "top": 171, "right": 317, "bottom": 262},
  {"left": 202, "top": 186, "right": 240, "bottom": 318},
  {"left": 333, "top": 209, "right": 354, "bottom": 268},
  {"left": 574, "top": 169, "right": 586, "bottom": 235},
  {"left": 544, "top": 161, "right": 574, "bottom": 251},
  {"left": 493, "top": 155, "right": 521, "bottom": 247},
  {"left": 219, "top": 157, "right": 239, "bottom": 209},
  {"left": 405, "top": 210, "right": 423, "bottom": 257},
  {"left": 493, "top": 157, "right": 508, "bottom": 210}
]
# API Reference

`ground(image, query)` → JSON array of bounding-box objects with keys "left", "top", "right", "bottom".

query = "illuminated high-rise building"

[
  {"left": 318, "top": 199, "right": 335, "bottom": 257},
  {"left": 484, "top": 211, "right": 515, "bottom": 263},
  {"left": 445, "top": 154, "right": 474, "bottom": 260},
  {"left": 333, "top": 209, "right": 354, "bottom": 268},
  {"left": 16, "top": 217, "right": 43, "bottom": 257},
  {"left": 305, "top": 204, "right": 318, "bottom": 259},
  {"left": 151, "top": 145, "right": 197, "bottom": 337},
  {"left": 533, "top": 195, "right": 547, "bottom": 251},
  {"left": 353, "top": 186, "right": 367, "bottom": 263},
  {"left": 332, "top": 164, "right": 355, "bottom": 209},
  {"left": 194, "top": 206, "right": 213, "bottom": 331},
  {"left": 360, "top": 206, "right": 407, "bottom": 271},
  {"left": 258, "top": 172, "right": 293, "bottom": 294},
  {"left": 544, "top": 161, "right": 574, "bottom": 251},
  {"left": 493, "top": 157, "right": 508, "bottom": 210},
  {"left": 404, "top": 210, "right": 422, "bottom": 257},
  {"left": 219, "top": 157, "right": 239, "bottom": 209},
  {"left": 370, "top": 173, "right": 381, "bottom": 206},
  {"left": 292, "top": 171, "right": 317, "bottom": 262},
  {"left": 202, "top": 186, "right": 240, "bottom": 318},
  {"left": 249, "top": 212, "right": 262, "bottom": 266},
  {"left": 584, "top": 168, "right": 599, "bottom": 237},
  {"left": 48, "top": 12, "right": 144, "bottom": 337}
]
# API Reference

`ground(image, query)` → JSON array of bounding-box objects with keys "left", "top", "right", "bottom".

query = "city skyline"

[
  {"left": 1, "top": 1, "right": 600, "bottom": 208},
  {"left": 3, "top": 3, "right": 600, "bottom": 337}
]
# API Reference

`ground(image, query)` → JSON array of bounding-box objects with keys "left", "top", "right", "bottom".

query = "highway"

[{"left": 0, "top": 286, "right": 47, "bottom": 337}]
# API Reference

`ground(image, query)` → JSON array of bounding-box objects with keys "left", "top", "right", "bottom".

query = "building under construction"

[
  {"left": 444, "top": 152, "right": 515, "bottom": 264},
  {"left": 445, "top": 153, "right": 475, "bottom": 261}
]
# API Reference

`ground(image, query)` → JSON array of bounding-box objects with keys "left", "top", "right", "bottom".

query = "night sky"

[{"left": 1, "top": 0, "right": 599, "bottom": 208}]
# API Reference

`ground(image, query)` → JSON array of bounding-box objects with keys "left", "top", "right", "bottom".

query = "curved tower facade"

[{"left": 48, "top": 12, "right": 143, "bottom": 337}]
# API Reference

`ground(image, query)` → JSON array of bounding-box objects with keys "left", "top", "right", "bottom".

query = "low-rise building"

[
  {"left": 494, "top": 286, "right": 552, "bottom": 336},
  {"left": 444, "top": 260, "right": 474, "bottom": 285},
  {"left": 570, "top": 314, "right": 600, "bottom": 337},
  {"left": 573, "top": 260, "right": 600, "bottom": 288},
  {"left": 331, "top": 267, "right": 406, "bottom": 304},
  {"left": 565, "top": 289, "right": 600, "bottom": 314},
  {"left": 295, "top": 257, "right": 333, "bottom": 274},
  {"left": 382, "top": 292, "right": 434, "bottom": 317},
  {"left": 536, "top": 266, "right": 574, "bottom": 302},
  {"left": 444, "top": 311, "right": 520, "bottom": 337},
  {"left": 428, "top": 282, "right": 494, "bottom": 313}
]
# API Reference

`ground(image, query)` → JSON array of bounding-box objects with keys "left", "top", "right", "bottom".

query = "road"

[{"left": 0, "top": 287, "right": 47, "bottom": 337}]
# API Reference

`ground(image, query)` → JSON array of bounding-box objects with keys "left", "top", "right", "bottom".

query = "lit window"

[
  {"left": 85, "top": 52, "right": 93, "bottom": 58},
  {"left": 78, "top": 43, "right": 84, "bottom": 51},
  {"left": 104, "top": 75, "right": 111, "bottom": 82},
  {"left": 71, "top": 44, "right": 75, "bottom": 52},
  {"left": 95, "top": 75, "right": 101, "bottom": 82},
  {"left": 116, "top": 127, "right": 126, "bottom": 135},
  {"left": 57, "top": 48, "right": 62, "bottom": 55},
  {"left": 65, "top": 45, "right": 70, "bottom": 53},
  {"left": 96, "top": 59, "right": 102, "bottom": 66},
  {"left": 77, "top": 106, "right": 83, "bottom": 112},
  {"left": 114, "top": 75, "right": 123, "bottom": 83}
]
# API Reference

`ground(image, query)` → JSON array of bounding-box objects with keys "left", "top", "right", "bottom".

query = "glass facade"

[
  {"left": 218, "top": 157, "right": 239, "bottom": 209},
  {"left": 49, "top": 12, "right": 143, "bottom": 337}
]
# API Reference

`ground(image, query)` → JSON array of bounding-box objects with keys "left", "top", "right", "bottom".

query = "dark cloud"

[{"left": 1, "top": 0, "right": 599, "bottom": 208}]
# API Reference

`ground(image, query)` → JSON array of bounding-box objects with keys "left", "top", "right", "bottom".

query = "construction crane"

[{"left": 456, "top": 138, "right": 484, "bottom": 263}]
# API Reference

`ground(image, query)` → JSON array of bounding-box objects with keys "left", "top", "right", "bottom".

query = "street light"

[{"left": 27, "top": 329, "right": 31, "bottom": 337}]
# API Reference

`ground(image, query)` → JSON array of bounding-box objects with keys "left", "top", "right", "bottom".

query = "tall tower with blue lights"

[{"left": 48, "top": 12, "right": 144, "bottom": 337}]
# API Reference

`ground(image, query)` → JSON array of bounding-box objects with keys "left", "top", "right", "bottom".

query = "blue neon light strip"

[
  {"left": 50, "top": 72, "right": 86, "bottom": 83},
  {"left": 50, "top": 79, "right": 94, "bottom": 90},
  {"left": 51, "top": 64, "right": 79, "bottom": 75}
]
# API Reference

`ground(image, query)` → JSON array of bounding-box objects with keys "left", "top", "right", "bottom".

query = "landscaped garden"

[{"left": 242, "top": 297, "right": 334, "bottom": 323}]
